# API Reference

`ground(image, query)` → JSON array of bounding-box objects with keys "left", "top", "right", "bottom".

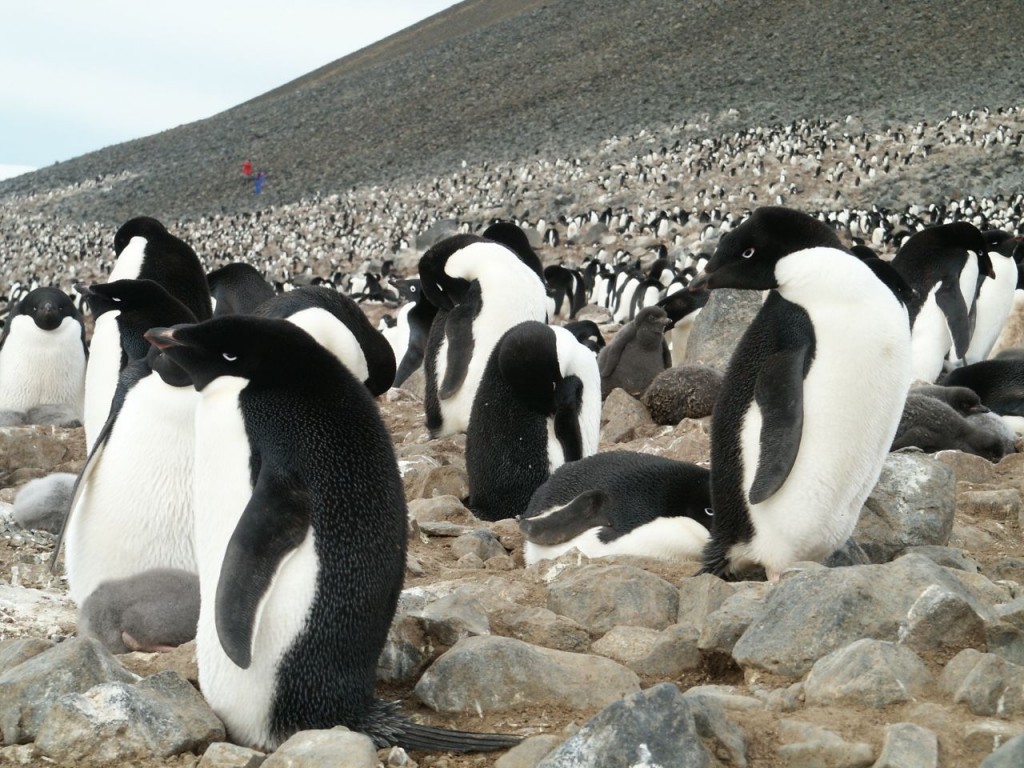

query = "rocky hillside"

[{"left": 1, "top": 0, "right": 1022, "bottom": 225}]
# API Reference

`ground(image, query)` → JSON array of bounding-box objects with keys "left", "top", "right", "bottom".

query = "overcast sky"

[{"left": 0, "top": 1, "right": 458, "bottom": 180}]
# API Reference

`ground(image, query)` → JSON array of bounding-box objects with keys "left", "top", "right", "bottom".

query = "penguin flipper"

[
  {"left": 519, "top": 489, "right": 612, "bottom": 545},
  {"left": 438, "top": 301, "right": 476, "bottom": 399},
  {"left": 748, "top": 345, "right": 808, "bottom": 505},
  {"left": 215, "top": 467, "right": 313, "bottom": 669},
  {"left": 935, "top": 281, "right": 972, "bottom": 360}
]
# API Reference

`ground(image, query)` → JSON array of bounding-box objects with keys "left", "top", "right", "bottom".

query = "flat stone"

[
  {"left": 499, "top": 606, "right": 591, "bottom": 653},
  {"left": 0, "top": 638, "right": 53, "bottom": 676},
  {"left": 261, "top": 727, "right": 377, "bottom": 768},
  {"left": 960, "top": 489, "right": 1024, "bottom": 522},
  {"left": 198, "top": 742, "right": 267, "bottom": 768},
  {"left": 547, "top": 564, "right": 679, "bottom": 635},
  {"left": 494, "top": 735, "right": 563, "bottom": 768},
  {"left": 804, "top": 640, "right": 930, "bottom": 708},
  {"left": 899, "top": 584, "right": 987, "bottom": 652},
  {"left": 451, "top": 529, "right": 507, "bottom": 561}
]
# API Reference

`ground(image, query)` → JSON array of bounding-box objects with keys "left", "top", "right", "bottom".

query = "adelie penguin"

[
  {"left": 519, "top": 451, "right": 712, "bottom": 565},
  {"left": 690, "top": 206, "right": 912, "bottom": 580},
  {"left": 466, "top": 321, "right": 600, "bottom": 521},
  {"left": 256, "top": 285, "right": 395, "bottom": 395},
  {"left": 145, "top": 316, "right": 520, "bottom": 753},
  {"left": 0, "top": 287, "right": 87, "bottom": 422},
  {"left": 419, "top": 233, "right": 548, "bottom": 437},
  {"left": 83, "top": 216, "right": 211, "bottom": 449}
]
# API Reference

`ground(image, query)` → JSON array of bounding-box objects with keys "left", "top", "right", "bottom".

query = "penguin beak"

[
  {"left": 73, "top": 282, "right": 95, "bottom": 297},
  {"left": 688, "top": 272, "right": 712, "bottom": 291},
  {"left": 144, "top": 327, "right": 181, "bottom": 350}
]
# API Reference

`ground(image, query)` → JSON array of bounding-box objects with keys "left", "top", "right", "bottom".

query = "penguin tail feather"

[{"left": 394, "top": 721, "right": 523, "bottom": 753}]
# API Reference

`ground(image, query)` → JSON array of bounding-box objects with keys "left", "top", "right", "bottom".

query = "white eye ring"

[
  {"left": 222, "top": 352, "right": 237, "bottom": 362},
  {"left": 742, "top": 248, "right": 755, "bottom": 259},
  {"left": 704, "top": 507, "right": 714, "bottom": 516}
]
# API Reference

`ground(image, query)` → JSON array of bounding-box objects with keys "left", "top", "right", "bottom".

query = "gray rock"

[
  {"left": 547, "top": 564, "right": 679, "bottom": 635},
  {"left": 685, "top": 288, "right": 763, "bottom": 371},
  {"left": 982, "top": 734, "right": 1024, "bottom": 768},
  {"left": 377, "top": 613, "right": 433, "bottom": 684},
  {"left": 987, "top": 622, "right": 1024, "bottom": 666},
  {"left": 589, "top": 625, "right": 661, "bottom": 665},
  {"left": 899, "top": 584, "right": 987, "bottom": 652},
  {"left": 412, "top": 592, "right": 491, "bottom": 646},
  {"left": 599, "top": 388, "right": 654, "bottom": 443},
  {"left": 697, "top": 583, "right": 770, "bottom": 657},
  {"left": 939, "top": 649, "right": 1024, "bottom": 716},
  {"left": 853, "top": 453, "right": 955, "bottom": 563},
  {"left": 11, "top": 472, "right": 76, "bottom": 533},
  {"left": 677, "top": 572, "right": 736, "bottom": 627},
  {"left": 537, "top": 683, "right": 746, "bottom": 768},
  {"left": 499, "top": 606, "right": 591, "bottom": 653},
  {"left": 934, "top": 449, "right": 998, "bottom": 484},
  {"left": 682, "top": 685, "right": 764, "bottom": 711},
  {"left": 803, "top": 639, "right": 930, "bottom": 708},
  {"left": 959, "top": 488, "right": 1024, "bottom": 522},
  {"left": 0, "top": 638, "right": 53, "bottom": 676},
  {"left": 902, "top": 545, "right": 980, "bottom": 572},
  {"left": 199, "top": 742, "right": 267, "bottom": 768},
  {"left": 0, "top": 636, "right": 137, "bottom": 745},
  {"left": 451, "top": 529, "right": 507, "bottom": 561},
  {"left": 631, "top": 624, "right": 703, "bottom": 677},
  {"left": 822, "top": 539, "right": 873, "bottom": 567},
  {"left": 641, "top": 365, "right": 723, "bottom": 424},
  {"left": 872, "top": 723, "right": 938, "bottom": 768},
  {"left": 414, "top": 636, "right": 639, "bottom": 713},
  {"left": 261, "top": 727, "right": 377, "bottom": 768},
  {"left": 494, "top": 735, "right": 563, "bottom": 768},
  {"left": 406, "top": 495, "right": 475, "bottom": 524},
  {"left": 732, "top": 554, "right": 989, "bottom": 678},
  {"left": 997, "top": 598, "right": 1024, "bottom": 629},
  {"left": 403, "top": 464, "right": 469, "bottom": 502},
  {"left": 34, "top": 670, "right": 224, "bottom": 765},
  {"left": 777, "top": 720, "right": 874, "bottom": 768}
]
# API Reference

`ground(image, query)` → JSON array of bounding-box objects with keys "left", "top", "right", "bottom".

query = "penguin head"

[
  {"left": 656, "top": 289, "right": 709, "bottom": 329},
  {"left": 113, "top": 216, "right": 168, "bottom": 256},
  {"left": 634, "top": 306, "right": 671, "bottom": 340},
  {"left": 16, "top": 287, "right": 80, "bottom": 332},
  {"left": 482, "top": 221, "right": 545, "bottom": 281},
  {"left": 689, "top": 207, "right": 844, "bottom": 292},
  {"left": 77, "top": 280, "right": 195, "bottom": 324},
  {"left": 145, "top": 315, "right": 334, "bottom": 393}
]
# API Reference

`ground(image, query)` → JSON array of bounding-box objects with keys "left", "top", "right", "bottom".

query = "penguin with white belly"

[
  {"left": 466, "top": 321, "right": 600, "bottom": 521},
  {"left": 961, "top": 230, "right": 1022, "bottom": 364},
  {"left": 54, "top": 279, "right": 200, "bottom": 611},
  {"left": 690, "top": 207, "right": 913, "bottom": 580},
  {"left": 144, "top": 316, "right": 520, "bottom": 753},
  {"left": 83, "top": 216, "right": 211, "bottom": 448},
  {"left": 419, "top": 234, "right": 549, "bottom": 437},
  {"left": 0, "top": 287, "right": 87, "bottom": 421},
  {"left": 256, "top": 286, "right": 395, "bottom": 395}
]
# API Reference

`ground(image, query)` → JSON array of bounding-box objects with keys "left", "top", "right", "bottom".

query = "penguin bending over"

[
  {"left": 145, "top": 316, "right": 520, "bottom": 753},
  {"left": 519, "top": 451, "right": 712, "bottom": 565},
  {"left": 257, "top": 286, "right": 395, "bottom": 396},
  {"left": 207, "top": 262, "right": 276, "bottom": 316},
  {"left": 420, "top": 234, "right": 549, "bottom": 437},
  {"left": 466, "top": 321, "right": 600, "bottom": 521},
  {"left": 691, "top": 207, "right": 913, "bottom": 580},
  {"left": 0, "top": 287, "right": 87, "bottom": 420}
]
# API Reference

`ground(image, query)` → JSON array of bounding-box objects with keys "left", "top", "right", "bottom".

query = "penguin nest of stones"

[{"left": 641, "top": 364, "right": 723, "bottom": 425}]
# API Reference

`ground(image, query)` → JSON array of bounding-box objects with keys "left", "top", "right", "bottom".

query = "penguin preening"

[
  {"left": 207, "top": 262, "right": 276, "bottom": 316},
  {"left": 145, "top": 316, "right": 520, "bottom": 753},
  {"left": 691, "top": 207, "right": 913, "bottom": 580},
  {"left": 466, "top": 321, "right": 600, "bottom": 521}
]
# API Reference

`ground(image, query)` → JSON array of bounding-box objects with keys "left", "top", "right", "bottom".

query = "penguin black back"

[{"left": 207, "top": 262, "right": 276, "bottom": 316}]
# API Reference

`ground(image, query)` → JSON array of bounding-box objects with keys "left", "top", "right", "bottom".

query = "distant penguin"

[
  {"left": 657, "top": 287, "right": 710, "bottom": 365},
  {"left": 544, "top": 265, "right": 586, "bottom": 319},
  {"left": 890, "top": 222, "right": 991, "bottom": 382},
  {"left": 419, "top": 235, "right": 549, "bottom": 437},
  {"left": 466, "top": 321, "right": 600, "bottom": 521},
  {"left": 562, "top": 319, "right": 606, "bottom": 354},
  {"left": 519, "top": 451, "right": 712, "bottom": 565},
  {"left": 690, "top": 207, "right": 912, "bottom": 580},
  {"left": 257, "top": 286, "right": 396, "bottom": 396},
  {"left": 145, "top": 316, "right": 519, "bottom": 752},
  {"left": 83, "top": 217, "right": 211, "bottom": 449},
  {"left": 79, "top": 568, "right": 201, "bottom": 654},
  {"left": 597, "top": 305, "right": 671, "bottom": 398},
  {"left": 0, "top": 287, "right": 87, "bottom": 420},
  {"left": 962, "top": 230, "right": 1021, "bottom": 364},
  {"left": 207, "top": 262, "right": 276, "bottom": 316},
  {"left": 892, "top": 392, "right": 1007, "bottom": 462},
  {"left": 56, "top": 279, "right": 200, "bottom": 608}
]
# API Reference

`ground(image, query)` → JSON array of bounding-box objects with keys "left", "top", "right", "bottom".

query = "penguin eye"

[
  {"left": 222, "top": 352, "right": 238, "bottom": 362},
  {"left": 704, "top": 507, "right": 714, "bottom": 516},
  {"left": 112, "top": 296, "right": 122, "bottom": 303},
  {"left": 741, "top": 248, "right": 755, "bottom": 259}
]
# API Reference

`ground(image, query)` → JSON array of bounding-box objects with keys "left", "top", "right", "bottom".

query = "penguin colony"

[{"left": 1, "top": 106, "right": 1023, "bottom": 755}]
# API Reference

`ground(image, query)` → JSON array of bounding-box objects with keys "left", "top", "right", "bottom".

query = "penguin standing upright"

[
  {"left": 256, "top": 286, "right": 396, "bottom": 396},
  {"left": 466, "top": 321, "right": 600, "bottom": 521},
  {"left": 55, "top": 279, "right": 200, "bottom": 610},
  {"left": 419, "top": 234, "right": 549, "bottom": 437},
  {"left": 83, "top": 216, "right": 211, "bottom": 449},
  {"left": 657, "top": 287, "right": 710, "bottom": 365},
  {"left": 0, "top": 287, "right": 87, "bottom": 420},
  {"left": 145, "top": 316, "right": 519, "bottom": 753},
  {"left": 889, "top": 222, "right": 991, "bottom": 382},
  {"left": 690, "top": 207, "right": 912, "bottom": 580},
  {"left": 597, "top": 305, "right": 672, "bottom": 398},
  {"left": 962, "top": 231, "right": 1021, "bottom": 364},
  {"left": 384, "top": 279, "right": 438, "bottom": 388}
]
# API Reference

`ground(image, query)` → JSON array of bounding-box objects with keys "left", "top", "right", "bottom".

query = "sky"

[{"left": 0, "top": 1, "right": 458, "bottom": 181}]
